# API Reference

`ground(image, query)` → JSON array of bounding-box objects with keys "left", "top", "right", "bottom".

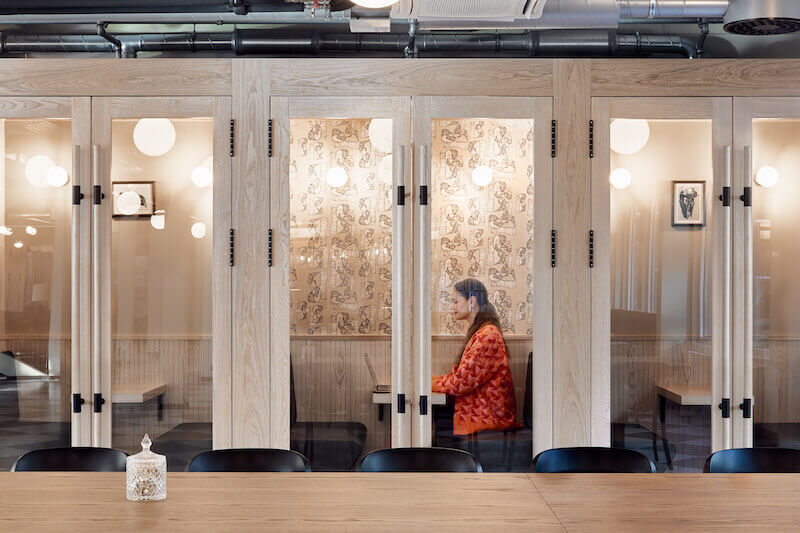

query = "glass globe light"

[
  {"left": 755, "top": 166, "right": 779, "bottom": 188},
  {"left": 610, "top": 119, "right": 650, "bottom": 155},
  {"left": 609, "top": 168, "right": 632, "bottom": 190},
  {"left": 13, "top": 241, "right": 23, "bottom": 249},
  {"left": 326, "top": 166, "right": 348, "bottom": 187},
  {"left": 191, "top": 165, "right": 213, "bottom": 188},
  {"left": 352, "top": 0, "right": 399, "bottom": 6},
  {"left": 191, "top": 222, "right": 206, "bottom": 239},
  {"left": 472, "top": 165, "right": 493, "bottom": 187},
  {"left": 25, "top": 226, "right": 37, "bottom": 236},
  {"left": 368, "top": 118, "right": 393, "bottom": 153},
  {"left": 376, "top": 155, "right": 393, "bottom": 184},
  {"left": 0, "top": 226, "right": 12, "bottom": 236},
  {"left": 46, "top": 166, "right": 70, "bottom": 188},
  {"left": 25, "top": 155, "right": 54, "bottom": 188},
  {"left": 133, "top": 118, "right": 176, "bottom": 157},
  {"left": 117, "top": 190, "right": 143, "bottom": 216},
  {"left": 150, "top": 210, "right": 166, "bottom": 230}
]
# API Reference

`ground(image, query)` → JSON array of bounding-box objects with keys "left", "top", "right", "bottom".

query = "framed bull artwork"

[{"left": 672, "top": 180, "right": 706, "bottom": 227}]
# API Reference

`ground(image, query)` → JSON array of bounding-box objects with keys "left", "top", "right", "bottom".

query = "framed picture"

[
  {"left": 672, "top": 180, "right": 706, "bottom": 227},
  {"left": 112, "top": 181, "right": 156, "bottom": 218}
]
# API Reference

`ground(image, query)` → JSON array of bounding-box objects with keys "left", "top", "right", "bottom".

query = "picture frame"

[
  {"left": 111, "top": 181, "right": 156, "bottom": 218},
  {"left": 672, "top": 180, "right": 706, "bottom": 227}
]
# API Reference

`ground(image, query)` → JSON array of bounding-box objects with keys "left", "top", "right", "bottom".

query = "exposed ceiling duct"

[
  {"left": 391, "top": 0, "right": 549, "bottom": 20},
  {"left": 723, "top": 0, "right": 800, "bottom": 35}
]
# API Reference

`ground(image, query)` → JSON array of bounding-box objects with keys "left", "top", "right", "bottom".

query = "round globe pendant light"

[
  {"left": 326, "top": 166, "right": 349, "bottom": 187},
  {"left": 117, "top": 190, "right": 143, "bottom": 215},
  {"left": 755, "top": 166, "right": 779, "bottom": 188},
  {"left": 150, "top": 210, "right": 166, "bottom": 230},
  {"left": 610, "top": 119, "right": 650, "bottom": 155},
  {"left": 351, "top": 0, "right": 399, "bottom": 8},
  {"left": 133, "top": 118, "right": 176, "bottom": 157},
  {"left": 25, "top": 155, "right": 54, "bottom": 188},
  {"left": 191, "top": 222, "right": 206, "bottom": 239},
  {"left": 46, "top": 166, "right": 70, "bottom": 188},
  {"left": 609, "top": 168, "right": 632, "bottom": 190},
  {"left": 368, "top": 118, "right": 393, "bottom": 153},
  {"left": 472, "top": 165, "right": 493, "bottom": 187}
]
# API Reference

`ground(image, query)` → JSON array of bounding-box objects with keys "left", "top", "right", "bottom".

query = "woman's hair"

[{"left": 453, "top": 278, "right": 507, "bottom": 366}]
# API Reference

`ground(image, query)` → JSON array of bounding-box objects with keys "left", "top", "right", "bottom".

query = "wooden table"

[
  {"left": 2, "top": 473, "right": 800, "bottom": 532},
  {"left": 112, "top": 384, "right": 168, "bottom": 421},
  {"left": 655, "top": 384, "right": 712, "bottom": 469}
]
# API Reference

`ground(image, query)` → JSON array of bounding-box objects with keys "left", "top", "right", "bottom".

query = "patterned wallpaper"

[
  {"left": 289, "top": 119, "right": 393, "bottom": 336},
  {"left": 431, "top": 119, "right": 535, "bottom": 336}
]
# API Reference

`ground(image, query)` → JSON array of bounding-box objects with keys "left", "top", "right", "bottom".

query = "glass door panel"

[
  {"left": 416, "top": 97, "right": 552, "bottom": 472},
  {"left": 1, "top": 98, "right": 91, "bottom": 469},
  {"left": 741, "top": 98, "right": 800, "bottom": 450},
  {"left": 94, "top": 97, "right": 230, "bottom": 470},
  {"left": 275, "top": 97, "right": 411, "bottom": 471},
  {"left": 594, "top": 98, "right": 731, "bottom": 472}
]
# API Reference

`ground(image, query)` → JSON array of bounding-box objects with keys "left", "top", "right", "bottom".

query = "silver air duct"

[
  {"left": 619, "top": 0, "right": 730, "bottom": 19},
  {"left": 723, "top": 0, "right": 800, "bottom": 35}
]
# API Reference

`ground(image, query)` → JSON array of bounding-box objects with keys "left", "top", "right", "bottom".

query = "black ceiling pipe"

[{"left": 0, "top": 0, "right": 300, "bottom": 15}]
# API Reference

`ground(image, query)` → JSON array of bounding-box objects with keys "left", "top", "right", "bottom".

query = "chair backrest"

[
  {"left": 358, "top": 447, "right": 482, "bottom": 472},
  {"left": 186, "top": 448, "right": 311, "bottom": 472},
  {"left": 532, "top": 447, "right": 655, "bottom": 473},
  {"left": 12, "top": 447, "right": 128, "bottom": 472},
  {"left": 704, "top": 448, "right": 800, "bottom": 473}
]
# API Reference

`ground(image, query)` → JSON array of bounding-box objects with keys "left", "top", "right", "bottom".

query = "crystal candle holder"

[{"left": 126, "top": 434, "right": 166, "bottom": 502}]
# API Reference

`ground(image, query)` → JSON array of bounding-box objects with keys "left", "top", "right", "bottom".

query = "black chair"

[
  {"left": 12, "top": 447, "right": 128, "bottom": 472},
  {"left": 532, "top": 447, "right": 656, "bottom": 473},
  {"left": 358, "top": 447, "right": 482, "bottom": 472},
  {"left": 186, "top": 448, "right": 311, "bottom": 472},
  {"left": 704, "top": 448, "right": 800, "bottom": 473},
  {"left": 289, "top": 363, "right": 367, "bottom": 471}
]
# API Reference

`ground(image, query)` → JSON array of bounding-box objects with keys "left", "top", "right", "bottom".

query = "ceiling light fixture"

[
  {"left": 326, "top": 166, "right": 349, "bottom": 187},
  {"left": 609, "top": 168, "right": 632, "bottom": 190},
  {"left": 755, "top": 166, "right": 779, "bottom": 188},
  {"left": 610, "top": 119, "right": 650, "bottom": 155},
  {"left": 133, "top": 118, "right": 176, "bottom": 157},
  {"left": 46, "top": 166, "right": 70, "bottom": 188},
  {"left": 472, "top": 165, "right": 493, "bottom": 187},
  {"left": 368, "top": 118, "right": 393, "bottom": 153},
  {"left": 351, "top": 0, "right": 399, "bottom": 9},
  {"left": 25, "top": 155, "right": 54, "bottom": 188}
]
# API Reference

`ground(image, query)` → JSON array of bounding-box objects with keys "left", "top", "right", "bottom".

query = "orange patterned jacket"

[{"left": 432, "top": 323, "right": 522, "bottom": 436}]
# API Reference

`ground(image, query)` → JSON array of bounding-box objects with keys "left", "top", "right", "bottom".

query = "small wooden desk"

[
  {"left": 112, "top": 384, "right": 168, "bottom": 421},
  {"left": 655, "top": 384, "right": 712, "bottom": 469}
]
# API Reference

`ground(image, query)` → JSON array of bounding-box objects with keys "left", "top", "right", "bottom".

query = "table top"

[
  {"left": 3, "top": 472, "right": 800, "bottom": 532},
  {"left": 656, "top": 384, "right": 712, "bottom": 406},
  {"left": 111, "top": 384, "right": 168, "bottom": 403}
]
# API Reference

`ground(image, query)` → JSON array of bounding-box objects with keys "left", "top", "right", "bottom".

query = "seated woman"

[{"left": 432, "top": 278, "right": 521, "bottom": 436}]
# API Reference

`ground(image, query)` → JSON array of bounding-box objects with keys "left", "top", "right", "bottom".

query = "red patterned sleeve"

[{"left": 432, "top": 325, "right": 504, "bottom": 397}]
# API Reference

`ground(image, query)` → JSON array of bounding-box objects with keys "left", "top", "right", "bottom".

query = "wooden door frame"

[
  {"left": 591, "top": 96, "right": 732, "bottom": 453},
  {"left": 90, "top": 96, "right": 233, "bottom": 449}
]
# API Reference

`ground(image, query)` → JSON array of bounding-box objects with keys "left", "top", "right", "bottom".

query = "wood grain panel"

[
  {"left": 0, "top": 59, "right": 231, "bottom": 96},
  {"left": 0, "top": 97, "right": 72, "bottom": 117},
  {"left": 592, "top": 59, "right": 800, "bottom": 97},
  {"left": 553, "top": 60, "right": 591, "bottom": 447},
  {"left": 232, "top": 59, "right": 272, "bottom": 448},
  {"left": 267, "top": 59, "right": 553, "bottom": 96}
]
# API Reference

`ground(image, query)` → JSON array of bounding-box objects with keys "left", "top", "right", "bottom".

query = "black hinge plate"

[
  {"left": 589, "top": 120, "right": 594, "bottom": 158},
  {"left": 419, "top": 185, "right": 428, "bottom": 206},
  {"left": 92, "top": 185, "right": 104, "bottom": 205},
  {"left": 551, "top": 120, "right": 556, "bottom": 158},
  {"left": 267, "top": 119, "right": 273, "bottom": 158},
  {"left": 741, "top": 186, "right": 752, "bottom": 207},
  {"left": 419, "top": 395, "right": 428, "bottom": 416},
  {"left": 268, "top": 228, "right": 273, "bottom": 267},
  {"left": 230, "top": 119, "right": 235, "bottom": 157},
  {"left": 397, "top": 393, "right": 406, "bottom": 414},
  {"left": 740, "top": 398, "right": 752, "bottom": 419},
  {"left": 397, "top": 185, "right": 405, "bottom": 206},
  {"left": 719, "top": 397, "right": 730, "bottom": 418},
  {"left": 589, "top": 229, "right": 595, "bottom": 268},
  {"left": 93, "top": 393, "right": 105, "bottom": 413},
  {"left": 229, "top": 229, "right": 235, "bottom": 267},
  {"left": 551, "top": 229, "right": 556, "bottom": 268},
  {"left": 72, "top": 393, "right": 85, "bottom": 414},
  {"left": 72, "top": 185, "right": 84, "bottom": 205},
  {"left": 720, "top": 186, "right": 731, "bottom": 207}
]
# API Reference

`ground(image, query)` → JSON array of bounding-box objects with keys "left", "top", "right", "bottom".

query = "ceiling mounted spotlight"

[
  {"left": 724, "top": 0, "right": 800, "bottom": 35},
  {"left": 351, "top": 0, "right": 399, "bottom": 8}
]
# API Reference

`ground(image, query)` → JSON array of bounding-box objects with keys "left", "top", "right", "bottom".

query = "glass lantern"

[{"left": 126, "top": 434, "right": 166, "bottom": 501}]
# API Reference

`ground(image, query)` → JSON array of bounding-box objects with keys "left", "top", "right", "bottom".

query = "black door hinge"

[
  {"left": 229, "top": 119, "right": 235, "bottom": 157},
  {"left": 740, "top": 398, "right": 752, "bottom": 419},
  {"left": 268, "top": 228, "right": 273, "bottom": 267},
  {"left": 72, "top": 185, "right": 84, "bottom": 205},
  {"left": 551, "top": 229, "right": 556, "bottom": 268},
  {"left": 719, "top": 397, "right": 730, "bottom": 418},
  {"left": 719, "top": 186, "right": 731, "bottom": 206},
  {"left": 229, "top": 229, "right": 235, "bottom": 267},
  {"left": 741, "top": 186, "right": 752, "bottom": 207},
  {"left": 397, "top": 185, "right": 405, "bottom": 206},
  {"left": 267, "top": 119, "right": 273, "bottom": 158},
  {"left": 93, "top": 393, "right": 105, "bottom": 413},
  {"left": 589, "top": 120, "right": 594, "bottom": 158},
  {"left": 92, "top": 185, "right": 104, "bottom": 205},
  {"left": 419, "top": 395, "right": 428, "bottom": 416},
  {"left": 419, "top": 185, "right": 428, "bottom": 206},
  {"left": 589, "top": 229, "right": 595, "bottom": 268},
  {"left": 551, "top": 120, "right": 556, "bottom": 158},
  {"left": 72, "top": 393, "right": 85, "bottom": 413},
  {"left": 397, "top": 393, "right": 406, "bottom": 414}
]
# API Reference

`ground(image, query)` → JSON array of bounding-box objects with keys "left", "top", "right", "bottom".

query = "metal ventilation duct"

[{"left": 724, "top": 0, "right": 800, "bottom": 35}]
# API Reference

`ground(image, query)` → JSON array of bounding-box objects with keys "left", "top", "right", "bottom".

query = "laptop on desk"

[{"left": 364, "top": 353, "right": 390, "bottom": 393}]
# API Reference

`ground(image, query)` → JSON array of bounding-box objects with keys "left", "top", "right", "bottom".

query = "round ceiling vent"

[{"left": 724, "top": 0, "right": 800, "bottom": 35}]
